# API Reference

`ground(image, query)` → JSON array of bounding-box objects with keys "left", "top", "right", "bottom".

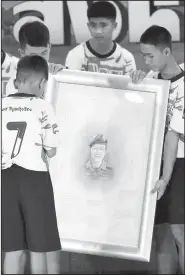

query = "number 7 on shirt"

[{"left": 7, "top": 121, "right": 27, "bottom": 158}]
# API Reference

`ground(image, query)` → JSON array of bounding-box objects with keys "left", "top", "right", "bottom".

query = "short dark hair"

[
  {"left": 87, "top": 1, "right": 116, "bottom": 21},
  {"left": 140, "top": 25, "right": 172, "bottom": 50},
  {"left": 16, "top": 55, "right": 48, "bottom": 83},
  {"left": 19, "top": 21, "right": 50, "bottom": 48}
]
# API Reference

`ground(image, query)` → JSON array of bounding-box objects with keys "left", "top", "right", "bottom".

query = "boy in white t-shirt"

[
  {"left": 2, "top": 21, "right": 64, "bottom": 97},
  {"left": 130, "top": 25, "right": 184, "bottom": 274},
  {"left": 65, "top": 1, "right": 136, "bottom": 75},
  {"left": 2, "top": 56, "right": 61, "bottom": 274}
]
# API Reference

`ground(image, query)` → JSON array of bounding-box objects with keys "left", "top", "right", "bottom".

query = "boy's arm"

[
  {"left": 151, "top": 127, "right": 179, "bottom": 200},
  {"left": 161, "top": 130, "right": 179, "bottom": 183},
  {"left": 152, "top": 90, "right": 184, "bottom": 199}
]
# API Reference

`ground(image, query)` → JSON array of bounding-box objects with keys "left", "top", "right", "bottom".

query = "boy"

[
  {"left": 130, "top": 25, "right": 184, "bottom": 274},
  {"left": 2, "top": 56, "right": 61, "bottom": 274},
  {"left": 2, "top": 21, "right": 64, "bottom": 97},
  {"left": 65, "top": 1, "right": 136, "bottom": 75}
]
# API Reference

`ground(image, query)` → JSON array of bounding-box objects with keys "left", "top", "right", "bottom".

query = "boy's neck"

[
  {"left": 89, "top": 38, "right": 114, "bottom": 55},
  {"left": 160, "top": 56, "right": 182, "bottom": 80},
  {"left": 17, "top": 87, "right": 36, "bottom": 96}
]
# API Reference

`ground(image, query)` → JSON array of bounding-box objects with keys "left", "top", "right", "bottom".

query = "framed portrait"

[{"left": 45, "top": 70, "right": 170, "bottom": 262}]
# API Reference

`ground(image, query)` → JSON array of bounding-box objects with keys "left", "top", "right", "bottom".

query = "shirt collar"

[
  {"left": 8, "top": 93, "right": 37, "bottom": 97},
  {"left": 85, "top": 159, "right": 107, "bottom": 171}
]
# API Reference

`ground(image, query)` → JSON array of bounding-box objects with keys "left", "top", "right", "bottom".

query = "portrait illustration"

[{"left": 84, "top": 134, "right": 113, "bottom": 180}]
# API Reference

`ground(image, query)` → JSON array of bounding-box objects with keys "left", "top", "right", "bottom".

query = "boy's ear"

[
  {"left": 18, "top": 48, "right": 24, "bottom": 57},
  {"left": 39, "top": 78, "right": 47, "bottom": 92},
  {"left": 113, "top": 21, "right": 117, "bottom": 30},
  {"left": 163, "top": 47, "right": 171, "bottom": 56},
  {"left": 14, "top": 79, "right": 19, "bottom": 89},
  {"left": 87, "top": 22, "right": 90, "bottom": 29},
  {"left": 48, "top": 43, "right": 51, "bottom": 50}
]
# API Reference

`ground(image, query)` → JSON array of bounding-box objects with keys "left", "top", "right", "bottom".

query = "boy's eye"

[{"left": 100, "top": 23, "right": 107, "bottom": 28}]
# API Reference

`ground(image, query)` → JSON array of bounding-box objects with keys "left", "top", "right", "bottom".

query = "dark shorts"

[
  {"left": 155, "top": 158, "right": 184, "bottom": 225},
  {"left": 2, "top": 164, "right": 61, "bottom": 252}
]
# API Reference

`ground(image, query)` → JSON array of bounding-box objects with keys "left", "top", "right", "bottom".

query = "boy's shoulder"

[
  {"left": 67, "top": 41, "right": 134, "bottom": 59},
  {"left": 35, "top": 98, "right": 54, "bottom": 113},
  {"left": 67, "top": 42, "right": 86, "bottom": 56},
  {"left": 147, "top": 62, "right": 185, "bottom": 79},
  {"left": 116, "top": 43, "right": 134, "bottom": 57}
]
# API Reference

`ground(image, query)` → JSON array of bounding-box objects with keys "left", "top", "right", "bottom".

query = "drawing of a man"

[{"left": 84, "top": 134, "right": 113, "bottom": 179}]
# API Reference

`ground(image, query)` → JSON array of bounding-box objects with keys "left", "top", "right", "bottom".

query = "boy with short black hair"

[
  {"left": 2, "top": 21, "right": 64, "bottom": 97},
  {"left": 65, "top": 1, "right": 136, "bottom": 75},
  {"left": 2, "top": 55, "right": 61, "bottom": 274},
  {"left": 130, "top": 25, "right": 184, "bottom": 274}
]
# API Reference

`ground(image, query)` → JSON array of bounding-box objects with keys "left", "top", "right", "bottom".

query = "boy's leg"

[
  {"left": 20, "top": 169, "right": 61, "bottom": 274},
  {"left": 46, "top": 251, "right": 61, "bottom": 274},
  {"left": 3, "top": 250, "right": 25, "bottom": 274},
  {"left": 170, "top": 224, "right": 184, "bottom": 274},
  {"left": 2, "top": 165, "right": 27, "bottom": 274},
  {"left": 30, "top": 252, "right": 47, "bottom": 274},
  {"left": 154, "top": 223, "right": 178, "bottom": 274}
]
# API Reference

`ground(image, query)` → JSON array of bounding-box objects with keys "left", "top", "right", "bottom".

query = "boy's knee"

[{"left": 170, "top": 224, "right": 184, "bottom": 248}]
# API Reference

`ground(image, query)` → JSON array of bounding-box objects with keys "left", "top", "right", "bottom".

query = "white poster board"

[{"left": 45, "top": 70, "right": 170, "bottom": 262}]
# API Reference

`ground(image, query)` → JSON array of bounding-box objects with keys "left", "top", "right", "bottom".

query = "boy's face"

[
  {"left": 19, "top": 44, "right": 51, "bottom": 62},
  {"left": 87, "top": 17, "right": 117, "bottom": 43},
  {"left": 140, "top": 43, "right": 170, "bottom": 72}
]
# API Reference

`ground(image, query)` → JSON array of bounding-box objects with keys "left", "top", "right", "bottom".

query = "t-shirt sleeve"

[
  {"left": 123, "top": 50, "right": 136, "bottom": 75},
  {"left": 169, "top": 85, "right": 184, "bottom": 134},
  {"left": 65, "top": 46, "right": 83, "bottom": 70},
  {"left": 41, "top": 102, "right": 60, "bottom": 149}
]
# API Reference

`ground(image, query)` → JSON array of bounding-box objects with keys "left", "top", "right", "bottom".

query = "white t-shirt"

[
  {"left": 65, "top": 41, "right": 136, "bottom": 75},
  {"left": 146, "top": 63, "right": 184, "bottom": 158},
  {"left": 2, "top": 94, "right": 60, "bottom": 171}
]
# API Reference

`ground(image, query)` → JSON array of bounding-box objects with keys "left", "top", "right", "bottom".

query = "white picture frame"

[{"left": 45, "top": 70, "right": 170, "bottom": 262}]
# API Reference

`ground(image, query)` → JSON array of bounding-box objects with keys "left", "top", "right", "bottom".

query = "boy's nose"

[
  {"left": 145, "top": 58, "right": 150, "bottom": 65},
  {"left": 96, "top": 28, "right": 102, "bottom": 34}
]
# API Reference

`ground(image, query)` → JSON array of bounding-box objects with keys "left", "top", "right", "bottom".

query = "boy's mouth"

[{"left": 95, "top": 36, "right": 104, "bottom": 40}]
